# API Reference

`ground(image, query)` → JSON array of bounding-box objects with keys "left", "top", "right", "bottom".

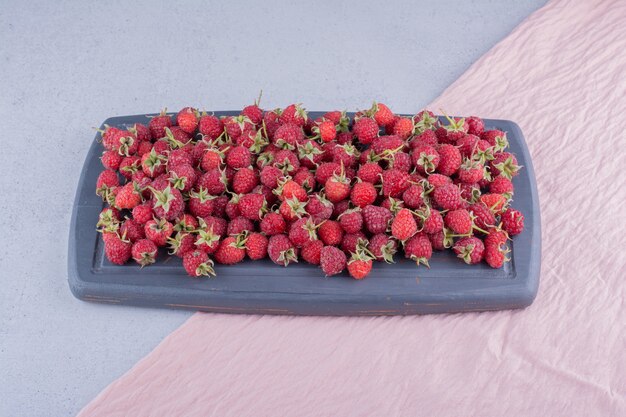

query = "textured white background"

[{"left": 0, "top": 1, "right": 545, "bottom": 415}]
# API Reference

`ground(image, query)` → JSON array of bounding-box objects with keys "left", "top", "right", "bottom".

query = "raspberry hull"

[{"left": 96, "top": 103, "right": 524, "bottom": 279}]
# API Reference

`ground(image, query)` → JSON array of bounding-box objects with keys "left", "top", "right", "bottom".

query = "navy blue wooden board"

[{"left": 68, "top": 112, "right": 541, "bottom": 315}]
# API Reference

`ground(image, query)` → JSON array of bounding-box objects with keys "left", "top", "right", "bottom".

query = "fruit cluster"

[{"left": 95, "top": 101, "right": 524, "bottom": 279}]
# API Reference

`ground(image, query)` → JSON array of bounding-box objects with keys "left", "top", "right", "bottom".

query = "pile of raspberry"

[{"left": 95, "top": 102, "right": 524, "bottom": 279}]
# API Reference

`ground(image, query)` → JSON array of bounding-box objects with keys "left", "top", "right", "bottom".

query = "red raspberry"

[
  {"left": 306, "top": 193, "right": 334, "bottom": 221},
  {"left": 501, "top": 208, "right": 525, "bottom": 236},
  {"left": 350, "top": 181, "right": 377, "bottom": 208},
  {"left": 320, "top": 246, "right": 347, "bottom": 276},
  {"left": 131, "top": 239, "right": 158, "bottom": 266},
  {"left": 260, "top": 212, "right": 287, "bottom": 236},
  {"left": 188, "top": 188, "right": 215, "bottom": 218},
  {"left": 289, "top": 217, "right": 319, "bottom": 247},
  {"left": 301, "top": 240, "right": 324, "bottom": 265},
  {"left": 484, "top": 240, "right": 508, "bottom": 269},
  {"left": 238, "top": 193, "right": 266, "bottom": 221},
  {"left": 469, "top": 203, "right": 496, "bottom": 230},
  {"left": 422, "top": 208, "right": 444, "bottom": 234},
  {"left": 104, "top": 233, "right": 132, "bottom": 265},
  {"left": 115, "top": 182, "right": 142, "bottom": 210},
  {"left": 490, "top": 176, "right": 514, "bottom": 195},
  {"left": 203, "top": 216, "right": 227, "bottom": 237},
  {"left": 176, "top": 107, "right": 199, "bottom": 134},
  {"left": 404, "top": 233, "right": 432, "bottom": 267},
  {"left": 273, "top": 123, "right": 304, "bottom": 149},
  {"left": 402, "top": 184, "right": 425, "bottom": 209},
  {"left": 391, "top": 208, "right": 418, "bottom": 241},
  {"left": 356, "top": 162, "right": 382, "bottom": 184},
  {"left": 465, "top": 116, "right": 484, "bottom": 136},
  {"left": 315, "top": 120, "right": 337, "bottom": 142},
  {"left": 453, "top": 236, "right": 485, "bottom": 264},
  {"left": 353, "top": 117, "right": 379, "bottom": 145},
  {"left": 392, "top": 117, "right": 414, "bottom": 139},
  {"left": 245, "top": 232, "right": 269, "bottom": 260},
  {"left": 293, "top": 167, "right": 316, "bottom": 191},
  {"left": 131, "top": 204, "right": 153, "bottom": 225},
  {"left": 167, "top": 231, "right": 196, "bottom": 258},
  {"left": 338, "top": 209, "right": 363, "bottom": 234},
  {"left": 144, "top": 218, "right": 174, "bottom": 247},
  {"left": 412, "top": 144, "right": 440, "bottom": 175},
  {"left": 481, "top": 129, "right": 506, "bottom": 147},
  {"left": 429, "top": 230, "right": 447, "bottom": 251},
  {"left": 120, "top": 218, "right": 145, "bottom": 243},
  {"left": 318, "top": 220, "right": 344, "bottom": 246},
  {"left": 268, "top": 234, "right": 298, "bottom": 266},
  {"left": 456, "top": 134, "right": 480, "bottom": 158},
  {"left": 381, "top": 168, "right": 409, "bottom": 198},
  {"left": 362, "top": 205, "right": 392, "bottom": 234},
  {"left": 428, "top": 173, "right": 452, "bottom": 189},
  {"left": 279, "top": 104, "right": 307, "bottom": 127},
  {"left": 432, "top": 183, "right": 462, "bottom": 210},
  {"left": 242, "top": 104, "right": 263, "bottom": 125},
  {"left": 341, "top": 232, "right": 367, "bottom": 254},
  {"left": 332, "top": 199, "right": 350, "bottom": 219},
  {"left": 458, "top": 159, "right": 484, "bottom": 184},
  {"left": 410, "top": 129, "right": 438, "bottom": 147},
  {"left": 183, "top": 250, "right": 215, "bottom": 277},
  {"left": 232, "top": 167, "right": 259, "bottom": 194},
  {"left": 96, "top": 169, "right": 119, "bottom": 198},
  {"left": 437, "top": 144, "right": 462, "bottom": 176},
  {"left": 214, "top": 235, "right": 246, "bottom": 265},
  {"left": 480, "top": 193, "right": 507, "bottom": 214},
  {"left": 368, "top": 233, "right": 397, "bottom": 263},
  {"left": 325, "top": 171, "right": 351, "bottom": 203},
  {"left": 370, "top": 102, "right": 395, "bottom": 127},
  {"left": 315, "top": 162, "right": 341, "bottom": 184},
  {"left": 101, "top": 150, "right": 123, "bottom": 171},
  {"left": 371, "top": 135, "right": 404, "bottom": 155},
  {"left": 444, "top": 209, "right": 473, "bottom": 235},
  {"left": 151, "top": 186, "right": 185, "bottom": 221},
  {"left": 198, "top": 114, "right": 224, "bottom": 140},
  {"left": 148, "top": 110, "right": 172, "bottom": 139},
  {"left": 490, "top": 152, "right": 520, "bottom": 179},
  {"left": 227, "top": 216, "right": 255, "bottom": 236},
  {"left": 347, "top": 253, "right": 373, "bottom": 280},
  {"left": 260, "top": 165, "right": 283, "bottom": 189},
  {"left": 226, "top": 146, "right": 252, "bottom": 169},
  {"left": 168, "top": 163, "right": 197, "bottom": 192},
  {"left": 197, "top": 169, "right": 228, "bottom": 195}
]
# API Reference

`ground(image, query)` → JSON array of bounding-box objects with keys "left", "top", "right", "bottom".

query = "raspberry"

[
  {"left": 444, "top": 209, "right": 473, "bottom": 235},
  {"left": 183, "top": 251, "right": 216, "bottom": 277},
  {"left": 245, "top": 232, "right": 269, "bottom": 260},
  {"left": 391, "top": 208, "right": 418, "bottom": 241},
  {"left": 318, "top": 220, "right": 344, "bottom": 246},
  {"left": 432, "top": 183, "right": 462, "bottom": 210},
  {"left": 362, "top": 205, "right": 392, "bottom": 234},
  {"left": 350, "top": 181, "right": 377, "bottom": 208},
  {"left": 501, "top": 208, "right": 525, "bottom": 236},
  {"left": 403, "top": 233, "right": 432, "bottom": 267},
  {"left": 338, "top": 209, "right": 363, "bottom": 234},
  {"left": 437, "top": 144, "right": 462, "bottom": 176},
  {"left": 301, "top": 240, "right": 324, "bottom": 265},
  {"left": 132, "top": 239, "right": 158, "bottom": 267},
  {"left": 320, "top": 246, "right": 347, "bottom": 276},
  {"left": 453, "top": 237, "right": 485, "bottom": 265},
  {"left": 268, "top": 234, "right": 298, "bottom": 266}
]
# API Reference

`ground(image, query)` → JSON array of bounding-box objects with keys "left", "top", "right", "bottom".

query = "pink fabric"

[{"left": 78, "top": 0, "right": 626, "bottom": 415}]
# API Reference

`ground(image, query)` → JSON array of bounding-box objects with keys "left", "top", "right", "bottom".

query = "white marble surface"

[{"left": 0, "top": 1, "right": 545, "bottom": 415}]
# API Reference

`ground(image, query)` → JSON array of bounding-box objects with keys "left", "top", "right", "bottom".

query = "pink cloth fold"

[{"left": 78, "top": 0, "right": 626, "bottom": 415}]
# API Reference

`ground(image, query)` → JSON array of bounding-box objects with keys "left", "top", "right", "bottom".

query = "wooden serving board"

[{"left": 68, "top": 112, "right": 541, "bottom": 315}]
